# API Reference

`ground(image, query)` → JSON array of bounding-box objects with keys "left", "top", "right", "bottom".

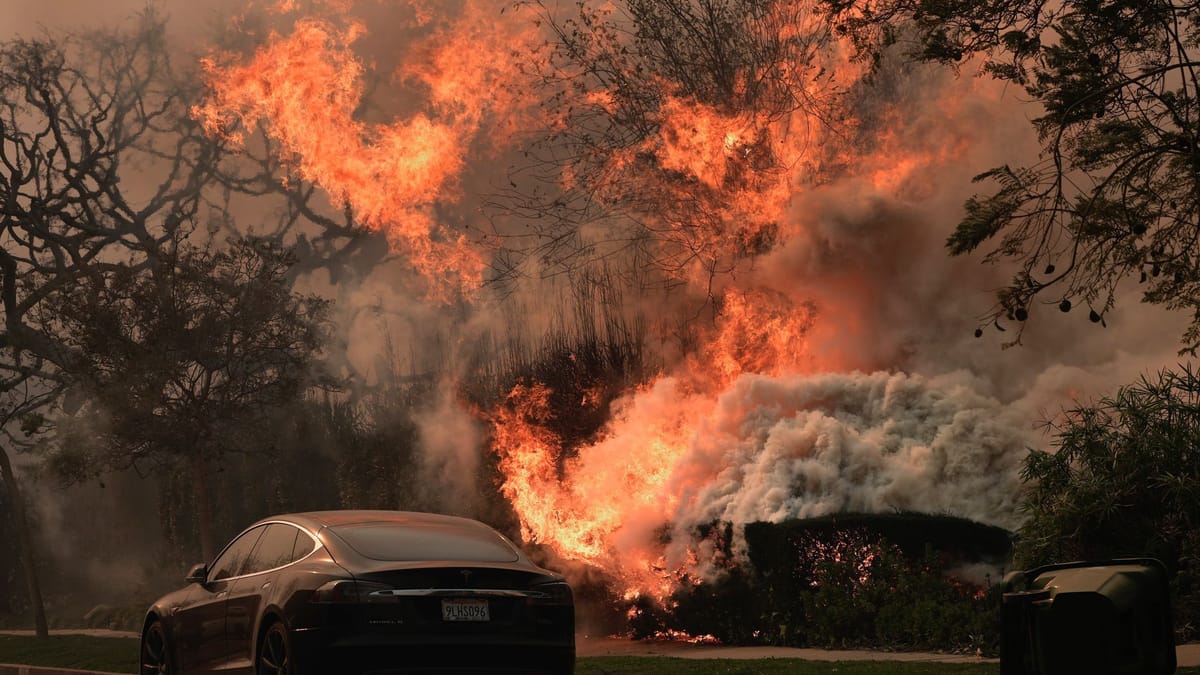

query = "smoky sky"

[
  {"left": 6, "top": 0, "right": 1183, "bottom": 397},
  {"left": 5, "top": 1, "right": 241, "bottom": 41},
  {"left": 5, "top": 0, "right": 1194, "bottom": 597}
]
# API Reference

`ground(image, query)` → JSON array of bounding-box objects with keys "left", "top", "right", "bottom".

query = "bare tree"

[
  {"left": 0, "top": 10, "right": 363, "bottom": 605},
  {"left": 0, "top": 12, "right": 220, "bottom": 635}
]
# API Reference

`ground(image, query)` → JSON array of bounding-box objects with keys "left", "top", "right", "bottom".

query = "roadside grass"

[
  {"left": 0, "top": 635, "right": 138, "bottom": 673},
  {"left": 2, "top": 635, "right": 1199, "bottom": 675},
  {"left": 576, "top": 658, "right": 1000, "bottom": 673}
]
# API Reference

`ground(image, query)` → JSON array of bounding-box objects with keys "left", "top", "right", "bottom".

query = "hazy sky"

[
  {"left": 4, "top": 0, "right": 1189, "bottom": 403},
  {"left": 5, "top": 0, "right": 1194, "bottom": 598},
  {"left": 3, "top": 0, "right": 237, "bottom": 42}
]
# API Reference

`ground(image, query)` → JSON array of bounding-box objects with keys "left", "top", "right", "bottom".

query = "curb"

[{"left": 0, "top": 666, "right": 126, "bottom": 675}]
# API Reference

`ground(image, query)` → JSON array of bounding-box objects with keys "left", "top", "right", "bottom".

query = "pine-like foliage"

[{"left": 1017, "top": 365, "right": 1200, "bottom": 639}]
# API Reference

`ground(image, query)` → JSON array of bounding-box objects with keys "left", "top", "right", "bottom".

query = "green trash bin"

[{"left": 1001, "top": 558, "right": 1176, "bottom": 675}]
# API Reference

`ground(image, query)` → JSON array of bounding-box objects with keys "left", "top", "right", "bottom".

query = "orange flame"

[
  {"left": 199, "top": 0, "right": 995, "bottom": 613},
  {"left": 646, "top": 629, "right": 721, "bottom": 645},
  {"left": 489, "top": 64, "right": 984, "bottom": 599},
  {"left": 489, "top": 284, "right": 827, "bottom": 600},
  {"left": 194, "top": 2, "right": 539, "bottom": 299},
  {"left": 491, "top": 381, "right": 695, "bottom": 600},
  {"left": 700, "top": 288, "right": 819, "bottom": 386}
]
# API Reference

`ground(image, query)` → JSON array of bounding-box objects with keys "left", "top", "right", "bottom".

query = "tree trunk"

[
  {"left": 0, "top": 444, "right": 48, "bottom": 638},
  {"left": 191, "top": 455, "right": 216, "bottom": 563}
]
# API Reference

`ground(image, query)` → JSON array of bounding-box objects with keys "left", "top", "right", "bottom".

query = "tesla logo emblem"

[{"left": 460, "top": 570, "right": 473, "bottom": 583}]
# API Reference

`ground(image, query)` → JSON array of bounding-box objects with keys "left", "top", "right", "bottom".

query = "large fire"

[
  {"left": 490, "top": 380, "right": 694, "bottom": 599},
  {"left": 198, "top": 0, "right": 1029, "bottom": 606},
  {"left": 194, "top": 1, "right": 538, "bottom": 299}
]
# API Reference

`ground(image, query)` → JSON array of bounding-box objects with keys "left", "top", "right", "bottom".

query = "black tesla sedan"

[{"left": 139, "top": 510, "right": 575, "bottom": 674}]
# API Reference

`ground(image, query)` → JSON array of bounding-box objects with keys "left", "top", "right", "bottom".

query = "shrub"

[
  {"left": 1016, "top": 366, "right": 1200, "bottom": 641},
  {"left": 655, "top": 519, "right": 1004, "bottom": 654}
]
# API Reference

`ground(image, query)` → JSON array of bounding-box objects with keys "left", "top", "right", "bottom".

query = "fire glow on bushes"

[
  {"left": 490, "top": 381, "right": 691, "bottom": 601},
  {"left": 490, "top": 328, "right": 1028, "bottom": 602},
  {"left": 196, "top": 0, "right": 1031, "bottom": 603}
]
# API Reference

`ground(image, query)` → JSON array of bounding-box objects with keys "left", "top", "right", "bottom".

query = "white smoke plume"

[
  {"left": 542, "top": 368, "right": 1032, "bottom": 586},
  {"left": 414, "top": 381, "right": 484, "bottom": 516},
  {"left": 669, "top": 370, "right": 1028, "bottom": 531}
]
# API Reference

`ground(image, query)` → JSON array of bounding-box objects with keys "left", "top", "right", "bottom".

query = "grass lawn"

[
  {"left": 2, "top": 634, "right": 1198, "bottom": 674},
  {"left": 0, "top": 634, "right": 138, "bottom": 673},
  {"left": 577, "top": 658, "right": 1000, "bottom": 673}
]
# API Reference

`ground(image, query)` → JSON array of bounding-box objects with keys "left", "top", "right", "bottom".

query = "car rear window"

[{"left": 330, "top": 522, "right": 520, "bottom": 562}]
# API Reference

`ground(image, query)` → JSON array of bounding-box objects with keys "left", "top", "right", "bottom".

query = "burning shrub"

[
  {"left": 652, "top": 565, "right": 766, "bottom": 645},
  {"left": 794, "top": 536, "right": 1001, "bottom": 652},
  {"left": 639, "top": 515, "right": 1007, "bottom": 654},
  {"left": 745, "top": 513, "right": 1013, "bottom": 570}
]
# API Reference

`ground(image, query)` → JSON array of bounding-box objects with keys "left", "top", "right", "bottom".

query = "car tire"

[
  {"left": 257, "top": 621, "right": 294, "bottom": 675},
  {"left": 140, "top": 620, "right": 175, "bottom": 675}
]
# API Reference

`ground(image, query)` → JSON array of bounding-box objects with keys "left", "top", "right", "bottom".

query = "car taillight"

[
  {"left": 529, "top": 581, "right": 573, "bottom": 605},
  {"left": 310, "top": 579, "right": 397, "bottom": 603}
]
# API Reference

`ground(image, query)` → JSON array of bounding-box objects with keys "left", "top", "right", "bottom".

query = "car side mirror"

[
  {"left": 185, "top": 563, "right": 208, "bottom": 585},
  {"left": 1001, "top": 558, "right": 1175, "bottom": 675}
]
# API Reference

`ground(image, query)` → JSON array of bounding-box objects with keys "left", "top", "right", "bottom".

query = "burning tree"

[
  {"left": 175, "top": 0, "right": 1033, "bottom": 642},
  {"left": 821, "top": 0, "right": 1200, "bottom": 349},
  {"left": 498, "top": 0, "right": 846, "bottom": 288}
]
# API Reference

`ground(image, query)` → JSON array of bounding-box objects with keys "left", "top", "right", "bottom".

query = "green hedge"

[
  {"left": 745, "top": 513, "right": 1012, "bottom": 573},
  {"left": 635, "top": 515, "right": 1011, "bottom": 655}
]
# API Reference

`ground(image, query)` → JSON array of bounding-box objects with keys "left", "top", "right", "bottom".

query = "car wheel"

[
  {"left": 257, "top": 621, "right": 293, "bottom": 675},
  {"left": 140, "top": 620, "right": 174, "bottom": 675}
]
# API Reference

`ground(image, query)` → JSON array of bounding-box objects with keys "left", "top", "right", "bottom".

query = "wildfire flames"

[
  {"left": 194, "top": 1, "right": 538, "bottom": 298},
  {"left": 491, "top": 379, "right": 697, "bottom": 600},
  {"left": 198, "top": 0, "right": 1029, "bottom": 604}
]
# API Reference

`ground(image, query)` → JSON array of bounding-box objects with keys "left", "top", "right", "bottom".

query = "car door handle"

[
  {"left": 261, "top": 582, "right": 271, "bottom": 590},
  {"left": 216, "top": 591, "right": 228, "bottom": 598}
]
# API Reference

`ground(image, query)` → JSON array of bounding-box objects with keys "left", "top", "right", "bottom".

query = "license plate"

[{"left": 441, "top": 598, "right": 489, "bottom": 622}]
